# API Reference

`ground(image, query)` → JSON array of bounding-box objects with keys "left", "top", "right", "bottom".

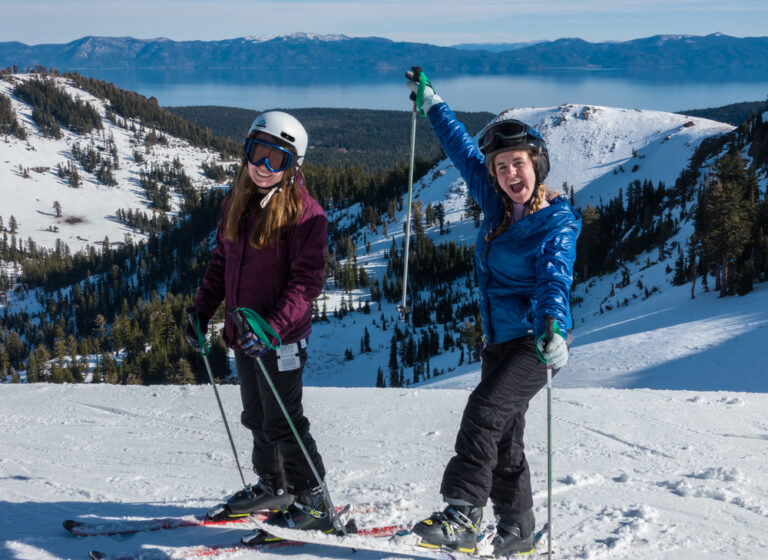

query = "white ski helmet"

[{"left": 246, "top": 110, "right": 308, "bottom": 166}]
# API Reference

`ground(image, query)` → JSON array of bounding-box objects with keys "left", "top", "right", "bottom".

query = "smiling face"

[
  {"left": 492, "top": 149, "right": 537, "bottom": 204},
  {"left": 247, "top": 160, "right": 286, "bottom": 189},
  {"left": 245, "top": 132, "right": 291, "bottom": 190}
]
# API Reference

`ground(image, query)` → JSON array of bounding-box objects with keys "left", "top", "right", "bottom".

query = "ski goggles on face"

[
  {"left": 244, "top": 138, "right": 294, "bottom": 172},
  {"left": 479, "top": 120, "right": 533, "bottom": 153}
]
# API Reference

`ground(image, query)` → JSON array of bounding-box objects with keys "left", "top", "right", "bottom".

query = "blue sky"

[{"left": 2, "top": 0, "right": 766, "bottom": 46}]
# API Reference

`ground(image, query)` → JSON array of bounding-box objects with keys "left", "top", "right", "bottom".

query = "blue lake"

[{"left": 87, "top": 68, "right": 768, "bottom": 114}]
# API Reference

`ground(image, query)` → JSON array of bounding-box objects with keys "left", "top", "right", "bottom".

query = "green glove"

[
  {"left": 536, "top": 316, "right": 568, "bottom": 369},
  {"left": 405, "top": 66, "right": 443, "bottom": 117}
]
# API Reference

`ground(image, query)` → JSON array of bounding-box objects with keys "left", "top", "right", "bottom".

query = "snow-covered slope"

[
  {"left": 2, "top": 383, "right": 767, "bottom": 559},
  {"left": 462, "top": 104, "right": 733, "bottom": 204},
  {"left": 0, "top": 74, "right": 228, "bottom": 253},
  {"left": 433, "top": 281, "right": 768, "bottom": 393},
  {"left": 302, "top": 104, "right": 736, "bottom": 388}
]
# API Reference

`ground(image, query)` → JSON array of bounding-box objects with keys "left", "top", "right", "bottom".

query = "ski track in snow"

[{"left": 1, "top": 384, "right": 767, "bottom": 559}]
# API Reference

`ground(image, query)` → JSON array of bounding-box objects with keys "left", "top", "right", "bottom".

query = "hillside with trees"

[
  {"left": 1, "top": 69, "right": 766, "bottom": 388},
  {"left": 167, "top": 105, "right": 493, "bottom": 172}
]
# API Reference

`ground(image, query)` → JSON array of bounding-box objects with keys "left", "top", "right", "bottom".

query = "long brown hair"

[
  {"left": 223, "top": 154, "right": 304, "bottom": 249},
  {"left": 485, "top": 149, "right": 550, "bottom": 242}
]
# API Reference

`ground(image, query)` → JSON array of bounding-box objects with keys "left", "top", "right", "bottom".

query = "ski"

[
  {"left": 65, "top": 502, "right": 389, "bottom": 537},
  {"left": 87, "top": 524, "right": 406, "bottom": 560},
  {"left": 87, "top": 539, "right": 303, "bottom": 560},
  {"left": 63, "top": 511, "right": 263, "bottom": 537},
  {"left": 244, "top": 517, "right": 550, "bottom": 559}
]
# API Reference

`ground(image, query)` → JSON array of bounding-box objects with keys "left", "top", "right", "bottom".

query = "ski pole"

[
  {"left": 186, "top": 307, "right": 248, "bottom": 489},
  {"left": 228, "top": 308, "right": 347, "bottom": 536},
  {"left": 547, "top": 361, "right": 553, "bottom": 560},
  {"left": 542, "top": 317, "right": 557, "bottom": 560},
  {"left": 397, "top": 104, "right": 418, "bottom": 322}
]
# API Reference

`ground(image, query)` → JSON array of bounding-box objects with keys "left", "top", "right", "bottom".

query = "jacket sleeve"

[
  {"left": 427, "top": 102, "right": 501, "bottom": 216},
  {"left": 267, "top": 208, "right": 328, "bottom": 339},
  {"left": 534, "top": 221, "right": 579, "bottom": 336},
  {"left": 193, "top": 203, "right": 228, "bottom": 319}
]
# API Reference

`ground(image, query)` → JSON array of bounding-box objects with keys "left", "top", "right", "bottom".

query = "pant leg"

[
  {"left": 490, "top": 335, "right": 571, "bottom": 516},
  {"left": 235, "top": 352, "right": 284, "bottom": 483},
  {"left": 440, "top": 336, "right": 546, "bottom": 508},
  {"left": 490, "top": 400, "right": 532, "bottom": 515},
  {"left": 244, "top": 344, "right": 326, "bottom": 493}
]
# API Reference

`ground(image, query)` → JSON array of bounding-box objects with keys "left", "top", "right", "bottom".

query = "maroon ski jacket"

[{"left": 193, "top": 178, "right": 327, "bottom": 347}]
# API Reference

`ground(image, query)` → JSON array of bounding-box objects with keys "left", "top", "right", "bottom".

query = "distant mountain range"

[
  {"left": 2, "top": 32, "right": 767, "bottom": 73},
  {"left": 450, "top": 40, "right": 547, "bottom": 52}
]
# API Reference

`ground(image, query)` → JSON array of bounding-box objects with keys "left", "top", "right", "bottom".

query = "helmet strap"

[
  {"left": 257, "top": 165, "right": 300, "bottom": 209},
  {"left": 259, "top": 185, "right": 282, "bottom": 208}
]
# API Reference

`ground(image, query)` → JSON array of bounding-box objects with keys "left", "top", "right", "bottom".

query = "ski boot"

[
  {"left": 410, "top": 504, "right": 482, "bottom": 553},
  {"left": 241, "top": 485, "right": 335, "bottom": 546},
  {"left": 491, "top": 509, "right": 536, "bottom": 556},
  {"left": 206, "top": 477, "right": 294, "bottom": 521}
]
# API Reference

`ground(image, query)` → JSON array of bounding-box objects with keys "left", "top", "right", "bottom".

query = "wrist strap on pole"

[{"left": 232, "top": 307, "right": 282, "bottom": 350}]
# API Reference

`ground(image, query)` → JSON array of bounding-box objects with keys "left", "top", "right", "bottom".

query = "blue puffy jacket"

[{"left": 427, "top": 103, "right": 581, "bottom": 344}]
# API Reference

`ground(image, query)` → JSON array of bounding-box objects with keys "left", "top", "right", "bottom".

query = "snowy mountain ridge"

[
  {"left": 244, "top": 33, "right": 351, "bottom": 43},
  {"left": 0, "top": 74, "right": 734, "bottom": 255},
  {"left": 0, "top": 73, "right": 230, "bottom": 254}
]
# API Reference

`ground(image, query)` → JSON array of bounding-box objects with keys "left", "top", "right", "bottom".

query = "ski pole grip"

[
  {"left": 187, "top": 305, "right": 210, "bottom": 356},
  {"left": 185, "top": 305, "right": 197, "bottom": 329},
  {"left": 407, "top": 66, "right": 423, "bottom": 103},
  {"left": 228, "top": 308, "right": 248, "bottom": 336},
  {"left": 544, "top": 316, "right": 556, "bottom": 347}
]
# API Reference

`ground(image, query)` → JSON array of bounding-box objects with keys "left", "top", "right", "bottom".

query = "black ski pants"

[
  {"left": 440, "top": 334, "right": 563, "bottom": 517},
  {"left": 234, "top": 344, "right": 325, "bottom": 494}
]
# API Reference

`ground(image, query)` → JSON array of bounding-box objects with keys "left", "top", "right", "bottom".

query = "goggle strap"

[
  {"left": 481, "top": 121, "right": 531, "bottom": 152},
  {"left": 245, "top": 139, "right": 293, "bottom": 171}
]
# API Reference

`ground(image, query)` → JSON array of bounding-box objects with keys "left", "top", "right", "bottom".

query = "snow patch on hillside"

[
  {"left": 305, "top": 103, "right": 736, "bottom": 389},
  {"left": 0, "top": 74, "right": 228, "bottom": 253}
]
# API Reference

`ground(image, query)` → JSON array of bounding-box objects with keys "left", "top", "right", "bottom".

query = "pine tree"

[
  {"left": 576, "top": 204, "right": 600, "bottom": 280},
  {"left": 69, "top": 164, "right": 83, "bottom": 189},
  {"left": 388, "top": 336, "right": 400, "bottom": 387},
  {"left": 672, "top": 246, "right": 687, "bottom": 285},
  {"left": 464, "top": 194, "right": 482, "bottom": 227},
  {"left": 696, "top": 152, "right": 753, "bottom": 297},
  {"left": 0, "top": 346, "right": 10, "bottom": 379},
  {"left": 435, "top": 202, "right": 446, "bottom": 234},
  {"left": 169, "top": 357, "right": 195, "bottom": 385}
]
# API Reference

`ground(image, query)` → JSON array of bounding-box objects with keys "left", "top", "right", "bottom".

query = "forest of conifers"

[{"left": 1, "top": 69, "right": 767, "bottom": 387}]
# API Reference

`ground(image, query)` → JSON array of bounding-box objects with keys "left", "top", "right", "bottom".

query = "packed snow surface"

[{"left": 2, "top": 379, "right": 767, "bottom": 559}]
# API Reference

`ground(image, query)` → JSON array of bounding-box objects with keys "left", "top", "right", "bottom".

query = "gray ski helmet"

[
  {"left": 246, "top": 111, "right": 308, "bottom": 166},
  {"left": 478, "top": 114, "right": 550, "bottom": 184}
]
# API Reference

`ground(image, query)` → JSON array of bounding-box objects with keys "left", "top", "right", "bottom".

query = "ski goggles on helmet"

[
  {"left": 479, "top": 120, "right": 541, "bottom": 155},
  {"left": 244, "top": 138, "right": 294, "bottom": 172}
]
